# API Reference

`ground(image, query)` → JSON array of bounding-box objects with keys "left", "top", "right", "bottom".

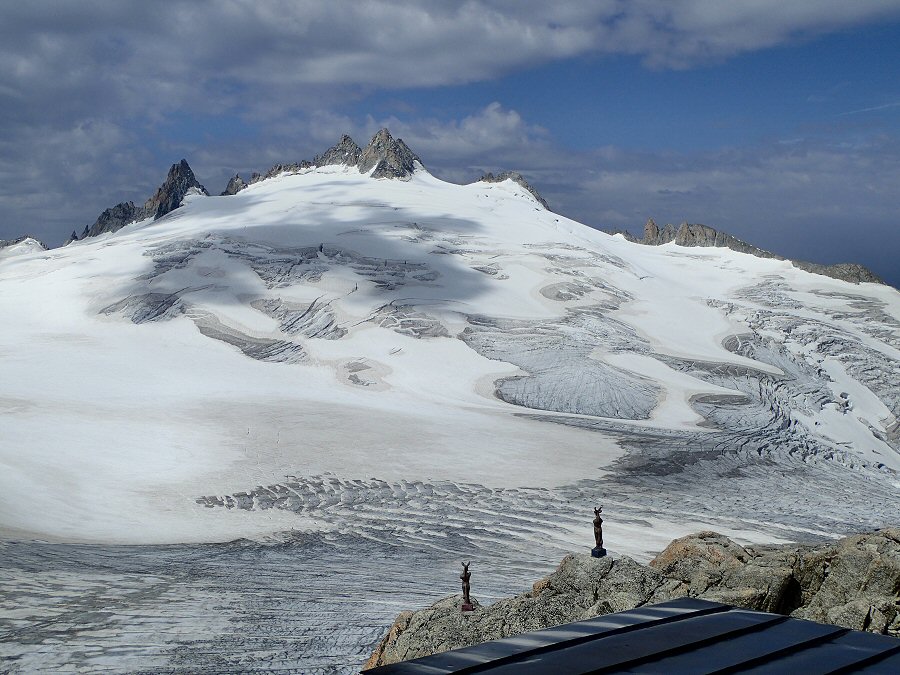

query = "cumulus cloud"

[
  {"left": 1, "top": 1, "right": 898, "bottom": 283},
  {"left": 3, "top": 1, "right": 898, "bottom": 125},
  {"left": 548, "top": 137, "right": 900, "bottom": 283}
]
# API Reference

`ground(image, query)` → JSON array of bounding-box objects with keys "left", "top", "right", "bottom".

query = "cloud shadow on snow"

[{"left": 96, "top": 187, "right": 499, "bottom": 361}]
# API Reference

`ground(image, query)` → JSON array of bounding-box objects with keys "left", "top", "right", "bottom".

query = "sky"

[{"left": 1, "top": 1, "right": 899, "bottom": 286}]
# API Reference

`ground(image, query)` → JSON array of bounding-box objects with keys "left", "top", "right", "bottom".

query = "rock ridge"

[
  {"left": 357, "top": 128, "right": 421, "bottom": 179},
  {"left": 633, "top": 218, "right": 882, "bottom": 285},
  {"left": 0, "top": 235, "right": 48, "bottom": 255},
  {"left": 220, "top": 128, "right": 423, "bottom": 201},
  {"left": 480, "top": 171, "right": 550, "bottom": 210},
  {"left": 365, "top": 528, "right": 900, "bottom": 667},
  {"left": 74, "top": 159, "right": 209, "bottom": 242}
]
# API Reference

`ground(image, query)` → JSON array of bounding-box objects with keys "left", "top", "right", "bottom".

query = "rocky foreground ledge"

[{"left": 365, "top": 529, "right": 900, "bottom": 667}]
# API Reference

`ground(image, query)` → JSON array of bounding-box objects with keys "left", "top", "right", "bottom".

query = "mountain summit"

[
  {"left": 315, "top": 134, "right": 362, "bottom": 167},
  {"left": 357, "top": 128, "right": 421, "bottom": 178},
  {"left": 73, "top": 130, "right": 427, "bottom": 243},
  {"left": 76, "top": 159, "right": 208, "bottom": 241},
  {"left": 315, "top": 128, "right": 422, "bottom": 178},
  {"left": 142, "top": 159, "right": 208, "bottom": 220}
]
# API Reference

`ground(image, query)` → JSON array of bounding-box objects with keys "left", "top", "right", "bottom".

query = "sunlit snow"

[{"left": 1, "top": 165, "right": 897, "bottom": 671}]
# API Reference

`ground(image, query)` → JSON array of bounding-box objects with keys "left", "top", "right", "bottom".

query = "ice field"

[{"left": 1, "top": 163, "right": 898, "bottom": 671}]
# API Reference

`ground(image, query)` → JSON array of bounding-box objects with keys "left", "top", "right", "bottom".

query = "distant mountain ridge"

[
  {"left": 56, "top": 129, "right": 880, "bottom": 287},
  {"left": 68, "top": 128, "right": 545, "bottom": 244},
  {"left": 609, "top": 218, "right": 883, "bottom": 285},
  {"left": 69, "top": 159, "right": 209, "bottom": 243}
]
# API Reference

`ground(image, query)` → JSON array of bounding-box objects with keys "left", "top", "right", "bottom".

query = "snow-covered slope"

[
  {"left": 1, "top": 156, "right": 898, "bottom": 560},
  {"left": 0, "top": 235, "right": 46, "bottom": 259}
]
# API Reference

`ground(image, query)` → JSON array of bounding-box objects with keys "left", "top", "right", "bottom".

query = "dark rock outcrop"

[
  {"left": 792, "top": 261, "right": 883, "bottom": 285},
  {"left": 357, "top": 129, "right": 421, "bottom": 179},
  {"left": 480, "top": 171, "right": 550, "bottom": 210},
  {"left": 141, "top": 159, "right": 209, "bottom": 221},
  {"left": 636, "top": 218, "right": 882, "bottom": 285},
  {"left": 315, "top": 134, "right": 362, "bottom": 167},
  {"left": 221, "top": 174, "right": 247, "bottom": 196},
  {"left": 240, "top": 130, "right": 420, "bottom": 184},
  {"left": 261, "top": 161, "right": 314, "bottom": 181},
  {"left": 84, "top": 201, "right": 140, "bottom": 238},
  {"left": 366, "top": 528, "right": 900, "bottom": 667},
  {"left": 77, "top": 159, "right": 208, "bottom": 241}
]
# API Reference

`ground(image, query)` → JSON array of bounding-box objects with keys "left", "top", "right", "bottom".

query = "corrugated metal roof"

[{"left": 363, "top": 597, "right": 900, "bottom": 674}]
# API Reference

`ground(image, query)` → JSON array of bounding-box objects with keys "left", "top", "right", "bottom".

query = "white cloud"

[
  {"left": 363, "top": 102, "right": 550, "bottom": 161},
  {"left": 1, "top": 2, "right": 898, "bottom": 282},
  {"left": 3, "top": 1, "right": 899, "bottom": 124}
]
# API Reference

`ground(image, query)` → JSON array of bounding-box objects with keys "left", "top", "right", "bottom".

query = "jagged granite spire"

[
  {"left": 315, "top": 134, "right": 362, "bottom": 167},
  {"left": 221, "top": 174, "right": 247, "bottom": 196},
  {"left": 78, "top": 159, "right": 209, "bottom": 240},
  {"left": 84, "top": 201, "right": 140, "bottom": 238},
  {"left": 480, "top": 171, "right": 549, "bottom": 210},
  {"left": 142, "top": 159, "right": 209, "bottom": 220},
  {"left": 357, "top": 129, "right": 421, "bottom": 178}
]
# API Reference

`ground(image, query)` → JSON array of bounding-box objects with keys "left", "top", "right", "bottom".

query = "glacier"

[{"left": 1, "top": 149, "right": 898, "bottom": 672}]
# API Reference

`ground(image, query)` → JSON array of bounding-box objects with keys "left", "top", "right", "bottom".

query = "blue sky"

[{"left": 1, "top": 1, "right": 898, "bottom": 285}]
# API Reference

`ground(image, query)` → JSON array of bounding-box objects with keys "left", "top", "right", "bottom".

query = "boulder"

[{"left": 366, "top": 554, "right": 674, "bottom": 667}]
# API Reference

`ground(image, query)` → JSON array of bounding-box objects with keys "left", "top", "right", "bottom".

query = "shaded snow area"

[{"left": 1, "top": 167, "right": 898, "bottom": 671}]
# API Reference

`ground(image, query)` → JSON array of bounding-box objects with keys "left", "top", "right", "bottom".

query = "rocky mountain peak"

[
  {"left": 221, "top": 174, "right": 247, "bottom": 196},
  {"left": 315, "top": 134, "right": 362, "bottom": 167},
  {"left": 83, "top": 201, "right": 139, "bottom": 239},
  {"left": 142, "top": 159, "right": 209, "bottom": 220},
  {"left": 357, "top": 128, "right": 421, "bottom": 179},
  {"left": 73, "top": 159, "right": 209, "bottom": 243},
  {"left": 480, "top": 170, "right": 550, "bottom": 210}
]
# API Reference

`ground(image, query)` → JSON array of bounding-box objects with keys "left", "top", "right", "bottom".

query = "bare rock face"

[
  {"left": 650, "top": 531, "right": 799, "bottom": 614},
  {"left": 792, "top": 529, "right": 900, "bottom": 633},
  {"left": 367, "top": 529, "right": 900, "bottom": 667},
  {"left": 674, "top": 223, "right": 777, "bottom": 258},
  {"left": 141, "top": 159, "right": 209, "bottom": 221},
  {"left": 366, "top": 554, "right": 677, "bottom": 667},
  {"left": 637, "top": 219, "right": 883, "bottom": 285},
  {"left": 480, "top": 171, "right": 550, "bottom": 210},
  {"left": 78, "top": 159, "right": 208, "bottom": 240},
  {"left": 315, "top": 134, "right": 362, "bottom": 167},
  {"left": 83, "top": 201, "right": 140, "bottom": 238},
  {"left": 643, "top": 217, "right": 660, "bottom": 243},
  {"left": 221, "top": 174, "right": 247, "bottom": 196},
  {"left": 792, "top": 261, "right": 883, "bottom": 285},
  {"left": 357, "top": 128, "right": 421, "bottom": 178}
]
